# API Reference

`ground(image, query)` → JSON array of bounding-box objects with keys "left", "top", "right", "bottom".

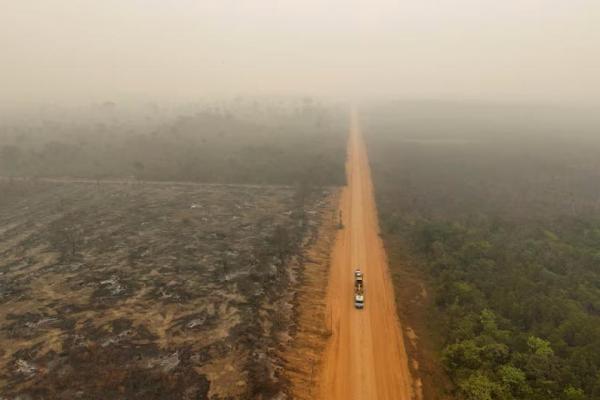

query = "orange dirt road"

[{"left": 319, "top": 111, "right": 415, "bottom": 400}]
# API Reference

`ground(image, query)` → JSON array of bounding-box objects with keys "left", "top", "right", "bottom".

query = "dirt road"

[{"left": 319, "top": 111, "right": 416, "bottom": 399}]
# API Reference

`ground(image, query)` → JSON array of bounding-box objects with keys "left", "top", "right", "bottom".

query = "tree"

[
  {"left": 498, "top": 365, "right": 531, "bottom": 398},
  {"left": 132, "top": 160, "right": 145, "bottom": 180},
  {"left": 0, "top": 145, "right": 23, "bottom": 176},
  {"left": 564, "top": 386, "right": 585, "bottom": 400},
  {"left": 59, "top": 225, "right": 81, "bottom": 258},
  {"left": 528, "top": 336, "right": 554, "bottom": 357},
  {"left": 459, "top": 373, "right": 498, "bottom": 400},
  {"left": 443, "top": 339, "right": 482, "bottom": 370},
  {"left": 271, "top": 225, "right": 291, "bottom": 266}
]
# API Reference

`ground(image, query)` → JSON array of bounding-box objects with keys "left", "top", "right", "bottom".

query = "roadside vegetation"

[{"left": 365, "top": 101, "right": 600, "bottom": 400}]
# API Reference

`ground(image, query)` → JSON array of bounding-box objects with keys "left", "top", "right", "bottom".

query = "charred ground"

[
  {"left": 0, "top": 180, "right": 336, "bottom": 399},
  {"left": 0, "top": 99, "right": 346, "bottom": 399}
]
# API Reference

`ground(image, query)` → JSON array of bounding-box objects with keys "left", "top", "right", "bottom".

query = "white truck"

[{"left": 354, "top": 269, "right": 364, "bottom": 309}]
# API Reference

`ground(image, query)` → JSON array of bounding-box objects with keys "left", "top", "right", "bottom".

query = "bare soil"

[
  {"left": 0, "top": 179, "right": 336, "bottom": 400},
  {"left": 281, "top": 191, "right": 339, "bottom": 400}
]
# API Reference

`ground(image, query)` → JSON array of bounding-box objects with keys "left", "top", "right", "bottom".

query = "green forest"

[{"left": 366, "top": 102, "right": 600, "bottom": 400}]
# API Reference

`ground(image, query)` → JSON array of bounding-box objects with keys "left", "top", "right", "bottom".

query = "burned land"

[
  {"left": 0, "top": 179, "right": 336, "bottom": 399},
  {"left": 0, "top": 100, "right": 346, "bottom": 399}
]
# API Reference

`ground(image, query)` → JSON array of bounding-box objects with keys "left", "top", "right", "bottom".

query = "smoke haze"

[{"left": 1, "top": 1, "right": 599, "bottom": 105}]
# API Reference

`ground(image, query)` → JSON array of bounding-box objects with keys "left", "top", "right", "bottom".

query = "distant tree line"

[{"left": 0, "top": 100, "right": 347, "bottom": 187}]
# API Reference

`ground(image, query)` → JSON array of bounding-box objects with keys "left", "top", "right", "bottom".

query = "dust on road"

[{"left": 319, "top": 111, "right": 418, "bottom": 400}]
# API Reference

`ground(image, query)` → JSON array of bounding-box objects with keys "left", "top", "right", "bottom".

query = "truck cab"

[
  {"left": 354, "top": 269, "right": 363, "bottom": 284},
  {"left": 354, "top": 269, "right": 364, "bottom": 309}
]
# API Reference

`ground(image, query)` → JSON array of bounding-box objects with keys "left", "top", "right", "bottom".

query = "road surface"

[{"left": 319, "top": 111, "right": 415, "bottom": 399}]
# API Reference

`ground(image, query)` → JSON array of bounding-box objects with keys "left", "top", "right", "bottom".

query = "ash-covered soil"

[{"left": 0, "top": 180, "right": 335, "bottom": 400}]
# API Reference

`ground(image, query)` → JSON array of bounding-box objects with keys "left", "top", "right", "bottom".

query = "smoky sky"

[{"left": 1, "top": 0, "right": 599, "bottom": 105}]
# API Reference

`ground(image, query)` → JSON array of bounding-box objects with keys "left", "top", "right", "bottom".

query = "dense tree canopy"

[{"left": 366, "top": 102, "right": 600, "bottom": 399}]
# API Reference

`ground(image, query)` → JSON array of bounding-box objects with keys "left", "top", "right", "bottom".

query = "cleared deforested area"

[{"left": 0, "top": 180, "right": 337, "bottom": 399}]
